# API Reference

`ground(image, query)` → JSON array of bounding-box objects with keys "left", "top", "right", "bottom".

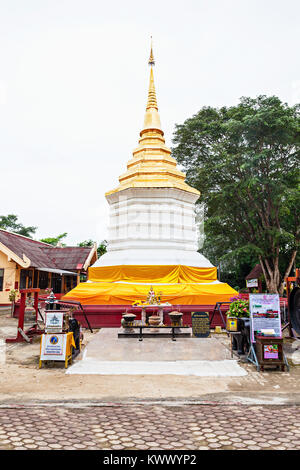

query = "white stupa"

[
  {"left": 94, "top": 44, "right": 212, "bottom": 269},
  {"left": 64, "top": 43, "right": 236, "bottom": 306}
]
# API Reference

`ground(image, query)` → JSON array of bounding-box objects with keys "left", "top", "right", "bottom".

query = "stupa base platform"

[{"left": 70, "top": 304, "right": 230, "bottom": 329}]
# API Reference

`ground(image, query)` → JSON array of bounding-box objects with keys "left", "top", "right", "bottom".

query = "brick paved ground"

[{"left": 0, "top": 404, "right": 300, "bottom": 450}]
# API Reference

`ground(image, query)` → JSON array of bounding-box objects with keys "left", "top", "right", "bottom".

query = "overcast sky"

[{"left": 0, "top": 0, "right": 299, "bottom": 246}]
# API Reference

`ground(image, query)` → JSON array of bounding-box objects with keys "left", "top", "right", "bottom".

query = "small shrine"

[{"left": 118, "top": 287, "right": 191, "bottom": 341}]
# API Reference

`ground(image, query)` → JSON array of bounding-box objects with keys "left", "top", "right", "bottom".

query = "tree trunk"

[
  {"left": 266, "top": 277, "right": 279, "bottom": 294},
  {"left": 278, "top": 283, "right": 285, "bottom": 297},
  {"left": 259, "top": 250, "right": 298, "bottom": 295},
  {"left": 259, "top": 257, "right": 278, "bottom": 293},
  {"left": 279, "top": 249, "right": 298, "bottom": 295}
]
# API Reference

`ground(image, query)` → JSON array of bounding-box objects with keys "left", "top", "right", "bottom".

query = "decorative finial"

[{"left": 148, "top": 36, "right": 155, "bottom": 66}]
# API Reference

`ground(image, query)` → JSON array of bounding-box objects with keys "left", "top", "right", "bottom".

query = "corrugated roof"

[{"left": 0, "top": 229, "right": 94, "bottom": 271}]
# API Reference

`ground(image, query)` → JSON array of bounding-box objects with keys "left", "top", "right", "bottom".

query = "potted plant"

[
  {"left": 228, "top": 296, "right": 249, "bottom": 317},
  {"left": 8, "top": 289, "right": 18, "bottom": 317},
  {"left": 227, "top": 296, "right": 250, "bottom": 355}
]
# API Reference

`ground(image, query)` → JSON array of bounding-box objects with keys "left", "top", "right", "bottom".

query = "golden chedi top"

[{"left": 106, "top": 41, "right": 200, "bottom": 196}]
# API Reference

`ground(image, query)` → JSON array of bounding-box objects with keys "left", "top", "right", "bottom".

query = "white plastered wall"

[{"left": 92, "top": 187, "right": 213, "bottom": 268}]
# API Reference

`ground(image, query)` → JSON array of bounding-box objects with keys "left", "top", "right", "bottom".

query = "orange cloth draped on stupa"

[{"left": 63, "top": 264, "right": 237, "bottom": 305}]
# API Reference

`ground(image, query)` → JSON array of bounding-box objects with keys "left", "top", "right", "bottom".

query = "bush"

[{"left": 228, "top": 295, "right": 250, "bottom": 318}]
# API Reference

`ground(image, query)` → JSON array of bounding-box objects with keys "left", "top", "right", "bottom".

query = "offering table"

[{"left": 132, "top": 304, "right": 172, "bottom": 325}]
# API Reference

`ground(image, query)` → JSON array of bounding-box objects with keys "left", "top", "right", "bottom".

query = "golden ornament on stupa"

[{"left": 106, "top": 40, "right": 199, "bottom": 197}]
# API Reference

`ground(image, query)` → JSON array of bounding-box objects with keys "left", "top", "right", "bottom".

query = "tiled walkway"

[{"left": 0, "top": 404, "right": 299, "bottom": 450}]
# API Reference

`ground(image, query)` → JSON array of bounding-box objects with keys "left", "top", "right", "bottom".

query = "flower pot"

[{"left": 226, "top": 316, "right": 238, "bottom": 332}]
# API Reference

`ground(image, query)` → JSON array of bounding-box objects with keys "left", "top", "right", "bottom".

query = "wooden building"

[
  {"left": 245, "top": 264, "right": 263, "bottom": 292},
  {"left": 0, "top": 229, "right": 97, "bottom": 305}
]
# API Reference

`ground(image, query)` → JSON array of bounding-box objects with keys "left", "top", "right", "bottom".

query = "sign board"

[
  {"left": 249, "top": 294, "right": 281, "bottom": 342},
  {"left": 246, "top": 279, "right": 258, "bottom": 288},
  {"left": 45, "top": 312, "right": 64, "bottom": 333},
  {"left": 40, "top": 334, "right": 67, "bottom": 361},
  {"left": 264, "top": 344, "right": 279, "bottom": 359},
  {"left": 191, "top": 312, "right": 210, "bottom": 338}
]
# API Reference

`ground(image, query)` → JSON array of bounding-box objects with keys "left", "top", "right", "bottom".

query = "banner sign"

[
  {"left": 246, "top": 279, "right": 258, "bottom": 288},
  {"left": 40, "top": 334, "right": 67, "bottom": 361},
  {"left": 249, "top": 294, "right": 281, "bottom": 342}
]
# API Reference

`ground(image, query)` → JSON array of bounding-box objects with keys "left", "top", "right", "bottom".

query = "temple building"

[
  {"left": 64, "top": 43, "right": 236, "bottom": 320},
  {"left": 0, "top": 229, "right": 97, "bottom": 305}
]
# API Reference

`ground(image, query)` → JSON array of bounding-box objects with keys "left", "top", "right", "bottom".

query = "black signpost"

[{"left": 191, "top": 312, "right": 210, "bottom": 338}]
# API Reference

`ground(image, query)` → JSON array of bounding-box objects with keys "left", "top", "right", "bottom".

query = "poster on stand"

[{"left": 249, "top": 294, "right": 281, "bottom": 342}]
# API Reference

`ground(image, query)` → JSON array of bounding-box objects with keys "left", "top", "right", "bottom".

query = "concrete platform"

[{"left": 67, "top": 328, "right": 247, "bottom": 377}]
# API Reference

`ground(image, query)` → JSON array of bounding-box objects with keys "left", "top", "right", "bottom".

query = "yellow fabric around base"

[
  {"left": 88, "top": 265, "right": 218, "bottom": 284},
  {"left": 63, "top": 264, "right": 237, "bottom": 305},
  {"left": 63, "top": 281, "right": 236, "bottom": 305}
]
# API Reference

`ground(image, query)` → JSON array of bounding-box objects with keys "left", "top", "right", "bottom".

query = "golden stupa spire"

[
  {"left": 146, "top": 66, "right": 158, "bottom": 110},
  {"left": 148, "top": 37, "right": 155, "bottom": 66},
  {"left": 143, "top": 38, "right": 161, "bottom": 131},
  {"left": 105, "top": 39, "right": 200, "bottom": 197}
]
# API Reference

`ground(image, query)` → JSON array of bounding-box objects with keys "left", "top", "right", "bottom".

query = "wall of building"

[{"left": 0, "top": 251, "right": 17, "bottom": 304}]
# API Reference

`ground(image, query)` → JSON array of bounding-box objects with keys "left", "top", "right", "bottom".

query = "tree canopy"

[
  {"left": 40, "top": 233, "right": 68, "bottom": 246},
  {"left": 0, "top": 215, "right": 108, "bottom": 259},
  {"left": 78, "top": 239, "right": 107, "bottom": 258},
  {"left": 172, "top": 95, "right": 300, "bottom": 293},
  {"left": 0, "top": 214, "right": 37, "bottom": 238}
]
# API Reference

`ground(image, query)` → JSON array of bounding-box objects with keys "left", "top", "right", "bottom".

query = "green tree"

[
  {"left": 172, "top": 95, "right": 300, "bottom": 294},
  {"left": 0, "top": 214, "right": 37, "bottom": 238},
  {"left": 202, "top": 236, "right": 259, "bottom": 291},
  {"left": 40, "top": 233, "right": 68, "bottom": 246},
  {"left": 97, "top": 240, "right": 108, "bottom": 257},
  {"left": 78, "top": 239, "right": 107, "bottom": 258}
]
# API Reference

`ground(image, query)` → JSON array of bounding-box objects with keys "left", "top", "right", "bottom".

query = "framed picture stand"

[{"left": 247, "top": 294, "right": 289, "bottom": 372}]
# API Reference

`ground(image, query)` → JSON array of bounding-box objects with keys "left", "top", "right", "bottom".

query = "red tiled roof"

[
  {"left": 0, "top": 229, "right": 95, "bottom": 271},
  {"left": 0, "top": 229, "right": 52, "bottom": 268},
  {"left": 41, "top": 246, "right": 93, "bottom": 271}
]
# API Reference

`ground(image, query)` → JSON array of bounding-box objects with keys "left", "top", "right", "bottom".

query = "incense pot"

[
  {"left": 121, "top": 313, "right": 136, "bottom": 333},
  {"left": 148, "top": 315, "right": 161, "bottom": 332}
]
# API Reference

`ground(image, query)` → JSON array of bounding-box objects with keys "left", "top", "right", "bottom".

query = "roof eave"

[
  {"left": 83, "top": 243, "right": 98, "bottom": 271},
  {"left": 0, "top": 242, "right": 31, "bottom": 268}
]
